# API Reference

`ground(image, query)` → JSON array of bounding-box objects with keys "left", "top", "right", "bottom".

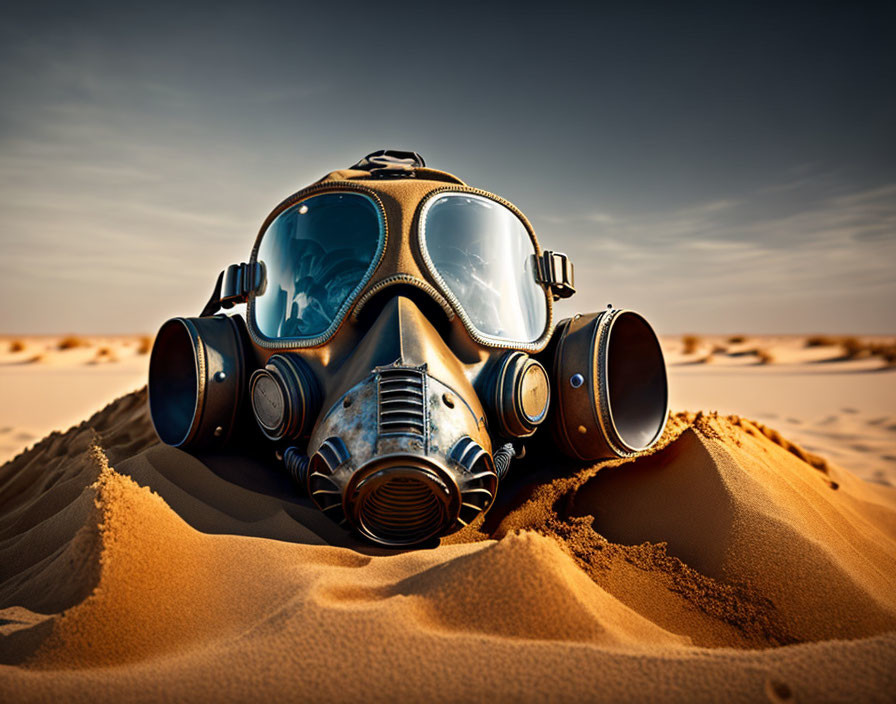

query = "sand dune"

[{"left": 2, "top": 389, "right": 895, "bottom": 702}]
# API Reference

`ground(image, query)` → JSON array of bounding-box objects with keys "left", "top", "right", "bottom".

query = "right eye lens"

[{"left": 419, "top": 193, "right": 548, "bottom": 344}]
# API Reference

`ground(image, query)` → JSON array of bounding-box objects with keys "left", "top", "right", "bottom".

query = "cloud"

[
  {"left": 1, "top": 7, "right": 893, "bottom": 334},
  {"left": 540, "top": 178, "right": 896, "bottom": 332}
]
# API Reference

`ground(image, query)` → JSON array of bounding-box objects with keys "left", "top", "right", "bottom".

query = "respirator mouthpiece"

[
  {"left": 348, "top": 462, "right": 455, "bottom": 546},
  {"left": 300, "top": 364, "right": 498, "bottom": 547}
]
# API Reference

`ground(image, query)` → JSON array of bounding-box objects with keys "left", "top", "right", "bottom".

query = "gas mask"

[{"left": 148, "top": 150, "right": 668, "bottom": 546}]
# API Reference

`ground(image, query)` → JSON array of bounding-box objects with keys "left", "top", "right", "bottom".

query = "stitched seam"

[{"left": 351, "top": 274, "right": 455, "bottom": 321}]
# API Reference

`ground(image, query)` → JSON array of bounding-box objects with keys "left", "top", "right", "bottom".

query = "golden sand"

[{"left": 1, "top": 389, "right": 895, "bottom": 702}]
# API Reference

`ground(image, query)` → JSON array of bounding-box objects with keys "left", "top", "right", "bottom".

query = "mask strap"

[
  {"left": 199, "top": 262, "right": 265, "bottom": 317},
  {"left": 199, "top": 270, "right": 225, "bottom": 317}
]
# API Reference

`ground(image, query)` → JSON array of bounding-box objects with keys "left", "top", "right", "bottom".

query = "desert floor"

[{"left": 1, "top": 332, "right": 895, "bottom": 702}]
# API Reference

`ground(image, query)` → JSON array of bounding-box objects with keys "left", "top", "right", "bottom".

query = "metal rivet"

[
  {"left": 442, "top": 393, "right": 455, "bottom": 408},
  {"left": 570, "top": 373, "right": 585, "bottom": 388},
  {"left": 214, "top": 426, "right": 224, "bottom": 437},
  {"left": 577, "top": 425, "right": 588, "bottom": 435},
  {"left": 214, "top": 371, "right": 227, "bottom": 382}
]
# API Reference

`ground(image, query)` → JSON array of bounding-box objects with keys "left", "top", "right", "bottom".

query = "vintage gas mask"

[{"left": 148, "top": 150, "right": 668, "bottom": 546}]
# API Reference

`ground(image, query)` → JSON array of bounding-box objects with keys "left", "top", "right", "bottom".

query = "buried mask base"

[{"left": 148, "top": 150, "right": 668, "bottom": 547}]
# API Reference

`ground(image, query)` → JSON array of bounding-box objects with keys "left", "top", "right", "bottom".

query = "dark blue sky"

[{"left": 1, "top": 1, "right": 894, "bottom": 333}]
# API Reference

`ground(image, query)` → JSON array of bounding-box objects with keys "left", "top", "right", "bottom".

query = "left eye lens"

[{"left": 253, "top": 192, "right": 384, "bottom": 341}]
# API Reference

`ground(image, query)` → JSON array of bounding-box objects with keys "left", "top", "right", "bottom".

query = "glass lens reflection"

[
  {"left": 253, "top": 192, "right": 383, "bottom": 339},
  {"left": 422, "top": 194, "right": 547, "bottom": 342}
]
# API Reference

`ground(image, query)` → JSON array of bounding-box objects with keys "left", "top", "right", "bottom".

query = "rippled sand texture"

[{"left": 2, "top": 390, "right": 895, "bottom": 702}]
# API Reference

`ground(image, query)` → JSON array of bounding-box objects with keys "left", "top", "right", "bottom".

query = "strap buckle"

[
  {"left": 200, "top": 261, "right": 265, "bottom": 317},
  {"left": 220, "top": 262, "right": 265, "bottom": 308},
  {"left": 534, "top": 251, "right": 576, "bottom": 300}
]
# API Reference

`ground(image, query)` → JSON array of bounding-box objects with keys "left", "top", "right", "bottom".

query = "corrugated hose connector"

[{"left": 493, "top": 443, "right": 516, "bottom": 480}]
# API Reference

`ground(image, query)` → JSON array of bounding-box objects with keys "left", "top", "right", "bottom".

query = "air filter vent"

[
  {"left": 377, "top": 366, "right": 427, "bottom": 438},
  {"left": 449, "top": 436, "right": 498, "bottom": 527},
  {"left": 308, "top": 436, "right": 351, "bottom": 527}
]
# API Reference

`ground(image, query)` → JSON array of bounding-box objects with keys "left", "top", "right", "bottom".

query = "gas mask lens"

[
  {"left": 252, "top": 192, "right": 385, "bottom": 342},
  {"left": 419, "top": 193, "right": 548, "bottom": 344}
]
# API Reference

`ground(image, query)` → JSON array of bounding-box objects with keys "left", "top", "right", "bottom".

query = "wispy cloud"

[
  {"left": 0, "top": 41, "right": 337, "bottom": 332},
  {"left": 1, "top": 6, "right": 893, "bottom": 334},
  {"left": 541, "top": 178, "right": 896, "bottom": 332}
]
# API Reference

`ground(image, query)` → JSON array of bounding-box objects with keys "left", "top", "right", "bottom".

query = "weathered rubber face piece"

[{"left": 147, "top": 152, "right": 669, "bottom": 547}]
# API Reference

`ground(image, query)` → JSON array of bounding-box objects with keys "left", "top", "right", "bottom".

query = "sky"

[{"left": 1, "top": 1, "right": 894, "bottom": 334}]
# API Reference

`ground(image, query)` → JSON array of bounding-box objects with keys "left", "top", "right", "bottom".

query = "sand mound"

[{"left": 1, "top": 391, "right": 895, "bottom": 702}]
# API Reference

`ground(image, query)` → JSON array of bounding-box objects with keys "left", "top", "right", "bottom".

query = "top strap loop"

[{"left": 350, "top": 149, "right": 426, "bottom": 177}]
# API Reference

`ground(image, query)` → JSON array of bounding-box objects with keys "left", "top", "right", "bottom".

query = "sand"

[
  {"left": 1, "top": 334, "right": 895, "bottom": 701},
  {"left": 0, "top": 336, "right": 149, "bottom": 464}
]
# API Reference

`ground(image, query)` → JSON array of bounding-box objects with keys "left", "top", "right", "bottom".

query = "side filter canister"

[{"left": 148, "top": 315, "right": 249, "bottom": 449}]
